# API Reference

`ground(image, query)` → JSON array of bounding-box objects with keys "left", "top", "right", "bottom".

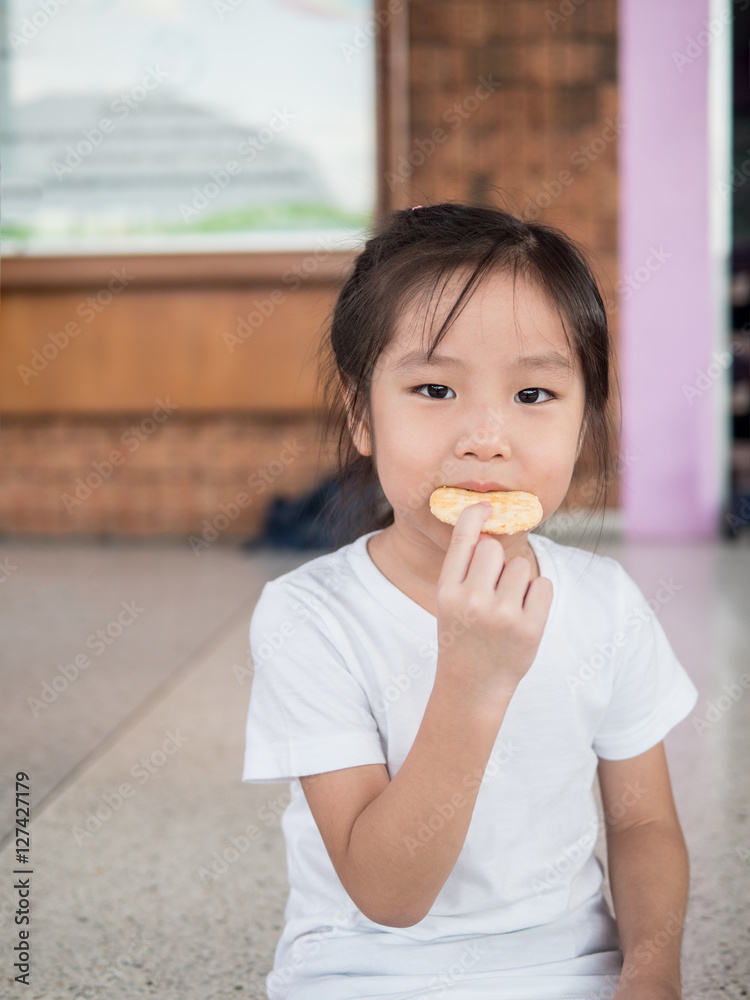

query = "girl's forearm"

[
  {"left": 344, "top": 672, "right": 514, "bottom": 928},
  {"left": 606, "top": 820, "right": 690, "bottom": 995}
]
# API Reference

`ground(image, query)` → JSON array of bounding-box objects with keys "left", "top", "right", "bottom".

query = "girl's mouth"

[{"left": 449, "top": 480, "right": 512, "bottom": 492}]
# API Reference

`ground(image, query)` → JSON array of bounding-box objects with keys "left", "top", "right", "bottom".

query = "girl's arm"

[
  {"left": 301, "top": 677, "right": 515, "bottom": 928},
  {"left": 598, "top": 741, "right": 690, "bottom": 1000}
]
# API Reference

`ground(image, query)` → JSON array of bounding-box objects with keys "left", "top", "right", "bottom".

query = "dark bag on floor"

[{"left": 241, "top": 473, "right": 383, "bottom": 552}]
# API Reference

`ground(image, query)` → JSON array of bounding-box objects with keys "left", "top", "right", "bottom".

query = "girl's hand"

[{"left": 434, "top": 500, "right": 553, "bottom": 707}]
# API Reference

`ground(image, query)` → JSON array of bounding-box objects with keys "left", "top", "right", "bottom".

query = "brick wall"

[
  {"left": 403, "top": 0, "right": 617, "bottom": 275},
  {"left": 0, "top": 413, "right": 335, "bottom": 540},
  {"left": 1, "top": 0, "right": 618, "bottom": 537}
]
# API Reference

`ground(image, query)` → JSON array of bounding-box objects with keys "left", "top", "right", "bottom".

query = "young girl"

[{"left": 242, "top": 203, "right": 699, "bottom": 1000}]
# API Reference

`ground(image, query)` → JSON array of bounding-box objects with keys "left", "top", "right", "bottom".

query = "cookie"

[{"left": 429, "top": 486, "right": 543, "bottom": 535}]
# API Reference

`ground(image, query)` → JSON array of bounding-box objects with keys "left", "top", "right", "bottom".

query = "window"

[{"left": 0, "top": 0, "right": 377, "bottom": 257}]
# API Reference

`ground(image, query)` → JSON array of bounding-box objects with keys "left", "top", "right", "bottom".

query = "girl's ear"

[{"left": 338, "top": 374, "right": 372, "bottom": 457}]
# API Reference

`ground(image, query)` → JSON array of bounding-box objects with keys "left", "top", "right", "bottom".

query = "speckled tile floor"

[{"left": 0, "top": 534, "right": 748, "bottom": 999}]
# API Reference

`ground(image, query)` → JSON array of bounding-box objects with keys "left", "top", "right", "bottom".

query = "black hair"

[{"left": 312, "top": 200, "right": 619, "bottom": 549}]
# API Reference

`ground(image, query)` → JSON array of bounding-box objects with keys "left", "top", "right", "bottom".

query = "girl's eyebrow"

[{"left": 390, "top": 350, "right": 575, "bottom": 375}]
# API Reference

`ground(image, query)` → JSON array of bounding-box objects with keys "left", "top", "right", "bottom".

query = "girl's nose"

[{"left": 455, "top": 410, "right": 511, "bottom": 460}]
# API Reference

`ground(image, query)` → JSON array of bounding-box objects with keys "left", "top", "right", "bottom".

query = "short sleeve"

[
  {"left": 241, "top": 581, "right": 387, "bottom": 784},
  {"left": 592, "top": 567, "right": 699, "bottom": 760}
]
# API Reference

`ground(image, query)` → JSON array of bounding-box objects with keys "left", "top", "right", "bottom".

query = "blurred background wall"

[{"left": 2, "top": 0, "right": 743, "bottom": 543}]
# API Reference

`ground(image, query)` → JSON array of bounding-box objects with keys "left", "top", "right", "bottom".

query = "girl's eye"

[
  {"left": 412, "top": 384, "right": 456, "bottom": 400},
  {"left": 412, "top": 383, "right": 557, "bottom": 404},
  {"left": 515, "top": 388, "right": 556, "bottom": 404}
]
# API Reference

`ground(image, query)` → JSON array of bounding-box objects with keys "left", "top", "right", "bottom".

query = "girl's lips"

[{"left": 450, "top": 481, "right": 512, "bottom": 492}]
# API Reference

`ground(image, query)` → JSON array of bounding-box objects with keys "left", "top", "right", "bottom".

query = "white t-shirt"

[{"left": 242, "top": 530, "right": 699, "bottom": 1000}]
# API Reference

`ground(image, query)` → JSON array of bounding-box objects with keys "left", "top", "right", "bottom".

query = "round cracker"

[{"left": 429, "top": 486, "right": 543, "bottom": 535}]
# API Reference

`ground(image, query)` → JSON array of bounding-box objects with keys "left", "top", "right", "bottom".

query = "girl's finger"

[
  {"left": 463, "top": 533, "right": 506, "bottom": 588},
  {"left": 493, "top": 555, "right": 532, "bottom": 608},
  {"left": 521, "top": 575, "right": 554, "bottom": 629},
  {"left": 438, "top": 501, "right": 494, "bottom": 587}
]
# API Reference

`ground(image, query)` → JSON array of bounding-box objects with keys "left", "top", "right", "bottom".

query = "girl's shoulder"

[
  {"left": 248, "top": 532, "right": 399, "bottom": 672},
  {"left": 529, "top": 532, "right": 640, "bottom": 608},
  {"left": 250, "top": 533, "right": 370, "bottom": 629}
]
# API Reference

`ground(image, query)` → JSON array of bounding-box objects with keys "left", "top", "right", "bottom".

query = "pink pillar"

[{"left": 619, "top": 0, "right": 721, "bottom": 539}]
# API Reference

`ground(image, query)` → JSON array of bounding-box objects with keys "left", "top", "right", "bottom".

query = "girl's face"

[{"left": 347, "top": 268, "right": 587, "bottom": 558}]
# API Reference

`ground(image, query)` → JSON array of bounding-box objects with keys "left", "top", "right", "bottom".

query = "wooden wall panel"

[{"left": 1, "top": 283, "right": 340, "bottom": 414}]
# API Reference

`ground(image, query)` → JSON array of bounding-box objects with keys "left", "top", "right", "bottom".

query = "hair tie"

[{"left": 411, "top": 205, "right": 423, "bottom": 211}]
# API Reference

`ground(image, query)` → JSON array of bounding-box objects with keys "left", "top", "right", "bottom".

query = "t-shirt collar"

[{"left": 345, "top": 529, "right": 557, "bottom": 639}]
